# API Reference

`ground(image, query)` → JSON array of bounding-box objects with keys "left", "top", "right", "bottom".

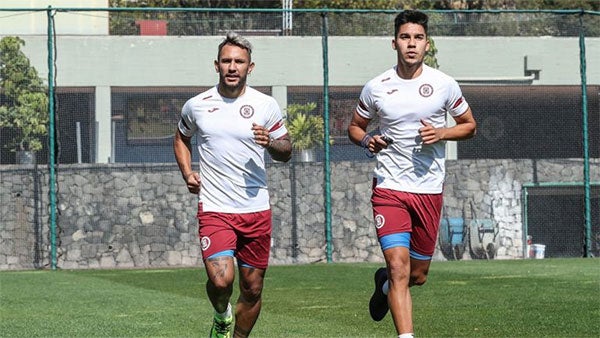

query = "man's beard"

[{"left": 220, "top": 73, "right": 247, "bottom": 91}]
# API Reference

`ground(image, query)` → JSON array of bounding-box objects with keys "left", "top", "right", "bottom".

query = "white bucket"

[{"left": 532, "top": 244, "right": 546, "bottom": 259}]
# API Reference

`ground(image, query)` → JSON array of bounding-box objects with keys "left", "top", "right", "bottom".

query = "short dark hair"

[
  {"left": 217, "top": 31, "right": 253, "bottom": 61},
  {"left": 394, "top": 10, "right": 428, "bottom": 37}
]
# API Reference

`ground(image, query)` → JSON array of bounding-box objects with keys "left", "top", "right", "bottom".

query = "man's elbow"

[{"left": 467, "top": 122, "right": 477, "bottom": 139}]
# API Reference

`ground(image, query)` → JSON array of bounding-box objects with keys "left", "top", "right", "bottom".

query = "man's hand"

[
  {"left": 419, "top": 119, "right": 443, "bottom": 145},
  {"left": 362, "top": 134, "right": 393, "bottom": 155},
  {"left": 184, "top": 172, "right": 201, "bottom": 194},
  {"left": 252, "top": 123, "right": 271, "bottom": 148}
]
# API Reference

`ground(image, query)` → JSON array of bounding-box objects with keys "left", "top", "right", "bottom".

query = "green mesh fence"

[{"left": 0, "top": 7, "right": 598, "bottom": 270}]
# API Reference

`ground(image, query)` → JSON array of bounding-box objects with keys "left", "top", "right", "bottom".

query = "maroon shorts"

[
  {"left": 197, "top": 203, "right": 272, "bottom": 269},
  {"left": 371, "top": 182, "right": 443, "bottom": 257}
]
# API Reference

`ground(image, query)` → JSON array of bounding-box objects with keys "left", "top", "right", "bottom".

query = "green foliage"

[
  {"left": 295, "top": 0, "right": 398, "bottom": 9},
  {"left": 106, "top": 1, "right": 600, "bottom": 37},
  {"left": 425, "top": 36, "right": 439, "bottom": 68},
  {"left": 291, "top": 11, "right": 394, "bottom": 36},
  {"left": 433, "top": 0, "right": 600, "bottom": 10},
  {"left": 108, "top": 0, "right": 283, "bottom": 35},
  {"left": 286, "top": 102, "right": 332, "bottom": 150},
  {"left": 109, "top": 0, "right": 282, "bottom": 7},
  {"left": 0, "top": 36, "right": 49, "bottom": 152},
  {"left": 109, "top": 0, "right": 600, "bottom": 10}
]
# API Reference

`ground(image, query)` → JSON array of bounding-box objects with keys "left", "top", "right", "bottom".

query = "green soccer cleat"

[{"left": 210, "top": 314, "right": 233, "bottom": 338}]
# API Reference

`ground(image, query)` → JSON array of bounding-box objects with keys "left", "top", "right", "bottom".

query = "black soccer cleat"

[{"left": 369, "top": 267, "right": 389, "bottom": 321}]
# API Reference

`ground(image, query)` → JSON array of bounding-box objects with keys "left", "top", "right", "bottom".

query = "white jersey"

[
  {"left": 356, "top": 65, "right": 469, "bottom": 194},
  {"left": 178, "top": 86, "right": 288, "bottom": 213}
]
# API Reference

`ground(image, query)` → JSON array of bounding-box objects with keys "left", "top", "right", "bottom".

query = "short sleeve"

[
  {"left": 265, "top": 98, "right": 288, "bottom": 140},
  {"left": 356, "top": 81, "right": 376, "bottom": 119},
  {"left": 178, "top": 99, "right": 196, "bottom": 137},
  {"left": 446, "top": 79, "right": 469, "bottom": 117}
]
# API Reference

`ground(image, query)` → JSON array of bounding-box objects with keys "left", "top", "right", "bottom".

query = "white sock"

[
  {"left": 398, "top": 334, "right": 414, "bottom": 338},
  {"left": 216, "top": 303, "right": 232, "bottom": 319},
  {"left": 382, "top": 280, "right": 389, "bottom": 295}
]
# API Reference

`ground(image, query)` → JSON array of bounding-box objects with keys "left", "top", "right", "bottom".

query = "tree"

[
  {"left": 294, "top": 0, "right": 400, "bottom": 9},
  {"left": 0, "top": 36, "right": 49, "bottom": 153}
]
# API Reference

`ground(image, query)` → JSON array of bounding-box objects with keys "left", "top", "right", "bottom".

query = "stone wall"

[{"left": 1, "top": 159, "right": 598, "bottom": 270}]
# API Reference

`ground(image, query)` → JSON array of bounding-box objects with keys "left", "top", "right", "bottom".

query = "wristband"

[
  {"left": 361, "top": 134, "right": 375, "bottom": 158},
  {"left": 360, "top": 134, "right": 373, "bottom": 148}
]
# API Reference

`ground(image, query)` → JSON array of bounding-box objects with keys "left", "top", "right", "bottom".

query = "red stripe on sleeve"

[
  {"left": 452, "top": 97, "right": 464, "bottom": 109},
  {"left": 269, "top": 120, "right": 283, "bottom": 133}
]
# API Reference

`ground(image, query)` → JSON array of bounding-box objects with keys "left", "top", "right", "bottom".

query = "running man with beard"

[{"left": 174, "top": 32, "right": 292, "bottom": 338}]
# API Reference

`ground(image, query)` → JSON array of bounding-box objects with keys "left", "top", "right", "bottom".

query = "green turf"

[{"left": 1, "top": 258, "right": 599, "bottom": 337}]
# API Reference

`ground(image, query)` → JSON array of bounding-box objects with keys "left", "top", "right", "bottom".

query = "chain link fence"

[{"left": 1, "top": 7, "right": 598, "bottom": 269}]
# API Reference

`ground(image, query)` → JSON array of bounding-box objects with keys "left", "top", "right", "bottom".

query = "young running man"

[{"left": 347, "top": 9, "right": 476, "bottom": 338}]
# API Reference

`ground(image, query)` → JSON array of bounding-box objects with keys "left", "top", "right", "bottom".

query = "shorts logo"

[
  {"left": 419, "top": 84, "right": 433, "bottom": 97},
  {"left": 375, "top": 214, "right": 385, "bottom": 229},
  {"left": 200, "top": 236, "right": 211, "bottom": 251},
  {"left": 240, "top": 105, "right": 254, "bottom": 118}
]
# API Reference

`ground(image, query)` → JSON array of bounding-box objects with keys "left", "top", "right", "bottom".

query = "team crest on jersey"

[
  {"left": 200, "top": 236, "right": 211, "bottom": 251},
  {"left": 375, "top": 214, "right": 386, "bottom": 229},
  {"left": 419, "top": 84, "right": 434, "bottom": 97},
  {"left": 240, "top": 105, "right": 254, "bottom": 118}
]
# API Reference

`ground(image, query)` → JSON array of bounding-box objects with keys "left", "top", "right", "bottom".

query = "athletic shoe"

[
  {"left": 210, "top": 313, "right": 233, "bottom": 338},
  {"left": 369, "top": 267, "right": 389, "bottom": 321}
]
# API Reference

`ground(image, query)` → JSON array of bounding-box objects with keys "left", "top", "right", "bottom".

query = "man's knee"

[
  {"left": 239, "top": 282, "right": 263, "bottom": 304},
  {"left": 238, "top": 273, "right": 264, "bottom": 303},
  {"left": 409, "top": 258, "right": 432, "bottom": 287},
  {"left": 409, "top": 272, "right": 428, "bottom": 287},
  {"left": 208, "top": 277, "right": 233, "bottom": 293}
]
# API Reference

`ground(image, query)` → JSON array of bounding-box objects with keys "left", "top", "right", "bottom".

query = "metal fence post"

[
  {"left": 47, "top": 6, "right": 57, "bottom": 270},
  {"left": 321, "top": 10, "right": 332, "bottom": 263}
]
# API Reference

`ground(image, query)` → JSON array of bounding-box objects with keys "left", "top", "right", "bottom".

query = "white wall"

[
  {"left": 4, "top": 34, "right": 598, "bottom": 162},
  {"left": 436, "top": 36, "right": 600, "bottom": 85},
  {"left": 0, "top": 1, "right": 109, "bottom": 161},
  {"left": 0, "top": 0, "right": 108, "bottom": 35},
  {"left": 10, "top": 35, "right": 600, "bottom": 87}
]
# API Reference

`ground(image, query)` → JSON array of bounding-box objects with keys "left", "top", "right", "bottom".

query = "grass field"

[{"left": 1, "top": 258, "right": 599, "bottom": 337}]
